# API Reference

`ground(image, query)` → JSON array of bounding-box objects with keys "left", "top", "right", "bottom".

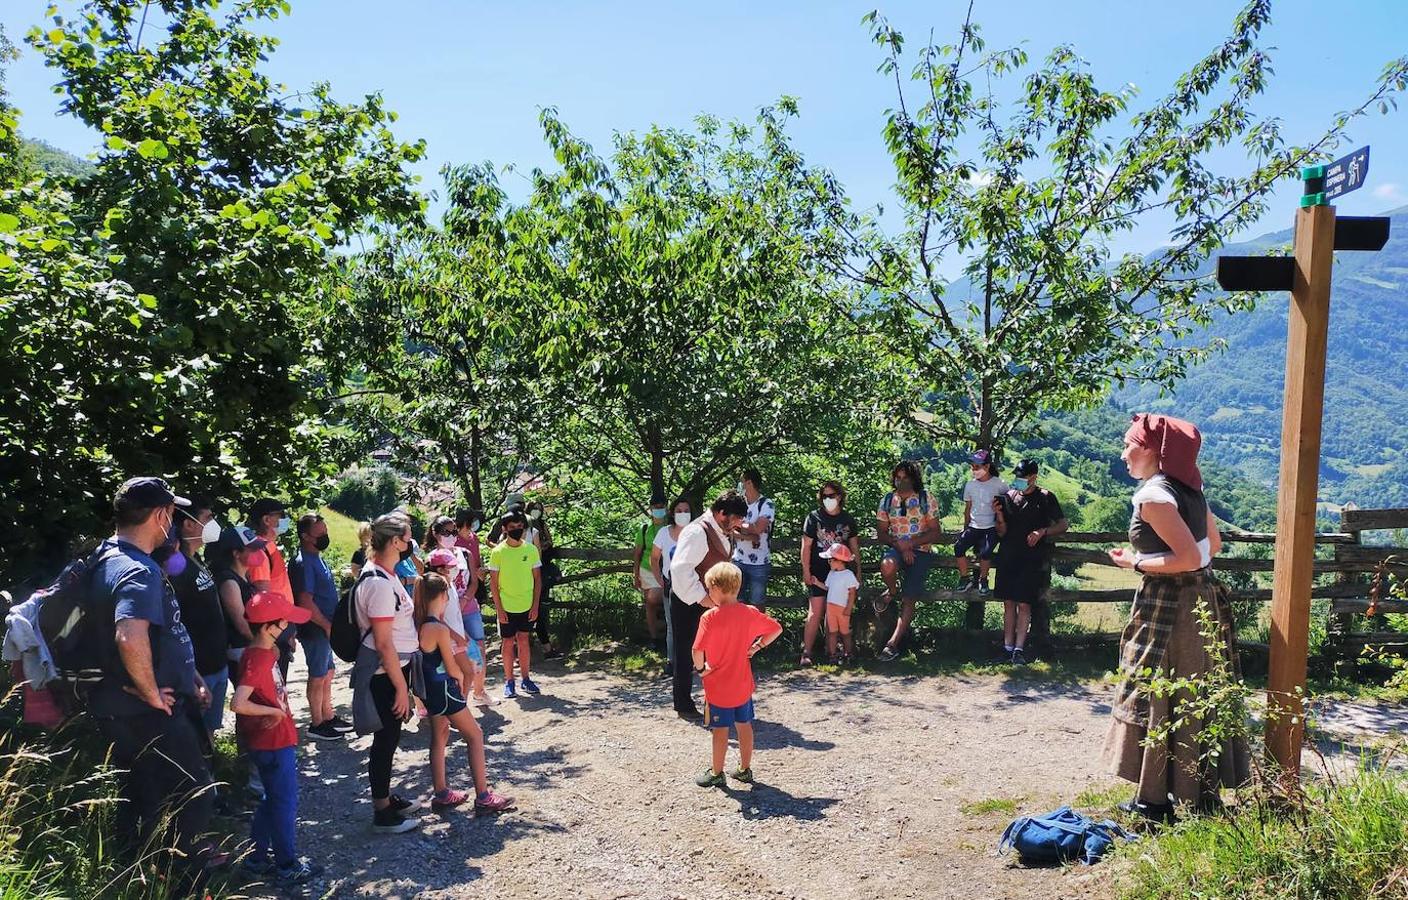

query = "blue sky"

[{"left": 4, "top": 0, "right": 1407, "bottom": 260}]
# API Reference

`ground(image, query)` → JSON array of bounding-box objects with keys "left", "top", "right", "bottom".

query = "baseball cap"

[
  {"left": 426, "top": 548, "right": 458, "bottom": 568},
  {"left": 1013, "top": 459, "right": 1039, "bottom": 478},
  {"left": 969, "top": 449, "right": 993, "bottom": 466},
  {"left": 820, "top": 543, "right": 855, "bottom": 563},
  {"left": 114, "top": 477, "right": 190, "bottom": 513},
  {"left": 221, "top": 525, "right": 267, "bottom": 552},
  {"left": 245, "top": 590, "right": 311, "bottom": 625}
]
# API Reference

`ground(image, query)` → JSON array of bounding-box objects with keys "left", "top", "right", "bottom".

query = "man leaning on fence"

[{"left": 88, "top": 477, "right": 221, "bottom": 891}]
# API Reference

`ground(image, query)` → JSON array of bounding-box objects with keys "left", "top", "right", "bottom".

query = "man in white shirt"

[{"left": 668, "top": 490, "right": 748, "bottom": 721}]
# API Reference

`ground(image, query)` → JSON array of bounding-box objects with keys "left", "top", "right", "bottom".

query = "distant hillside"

[
  {"left": 1118, "top": 204, "right": 1408, "bottom": 513},
  {"left": 19, "top": 137, "right": 94, "bottom": 179}
]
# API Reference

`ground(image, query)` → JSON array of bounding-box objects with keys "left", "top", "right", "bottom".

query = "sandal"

[{"left": 799, "top": 654, "right": 813, "bottom": 667}]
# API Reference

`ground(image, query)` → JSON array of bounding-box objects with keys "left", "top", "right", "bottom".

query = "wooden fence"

[{"left": 549, "top": 510, "right": 1408, "bottom": 660}]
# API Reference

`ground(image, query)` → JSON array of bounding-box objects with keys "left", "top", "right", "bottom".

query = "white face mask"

[
  {"left": 200, "top": 518, "right": 221, "bottom": 544},
  {"left": 674, "top": 512, "right": 691, "bottom": 527},
  {"left": 437, "top": 534, "right": 457, "bottom": 550},
  {"left": 822, "top": 497, "right": 840, "bottom": 514},
  {"left": 736, "top": 482, "right": 746, "bottom": 494},
  {"left": 470, "top": 520, "right": 480, "bottom": 533}
]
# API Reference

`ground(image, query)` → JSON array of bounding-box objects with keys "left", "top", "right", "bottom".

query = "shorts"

[
  {"left": 462, "top": 610, "right": 486, "bottom": 643},
  {"left": 882, "top": 548, "right": 936, "bottom": 599},
  {"left": 499, "top": 609, "right": 533, "bottom": 638},
  {"left": 301, "top": 633, "right": 334, "bottom": 679},
  {"left": 954, "top": 526, "right": 999, "bottom": 560},
  {"left": 737, "top": 563, "right": 771, "bottom": 608},
  {"left": 639, "top": 567, "right": 661, "bottom": 591},
  {"left": 704, "top": 698, "right": 755, "bottom": 729},
  {"left": 825, "top": 603, "right": 852, "bottom": 635},
  {"left": 422, "top": 678, "right": 467, "bottom": 718}
]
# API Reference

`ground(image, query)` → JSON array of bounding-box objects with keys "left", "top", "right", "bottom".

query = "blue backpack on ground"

[{"left": 998, "top": 806, "right": 1135, "bottom": 865}]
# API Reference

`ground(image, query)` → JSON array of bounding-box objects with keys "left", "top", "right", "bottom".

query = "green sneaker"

[
  {"left": 694, "top": 769, "right": 726, "bottom": 788},
  {"left": 730, "top": 767, "right": 754, "bottom": 784}
]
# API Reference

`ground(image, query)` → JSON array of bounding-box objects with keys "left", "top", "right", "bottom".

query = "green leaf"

[
  {"left": 138, "top": 293, "right": 158, "bottom": 309},
  {"left": 311, "top": 221, "right": 334, "bottom": 240},
  {"left": 47, "top": 27, "right": 65, "bottom": 44},
  {"left": 135, "top": 139, "right": 169, "bottom": 159},
  {"left": 0, "top": 214, "right": 19, "bottom": 234}
]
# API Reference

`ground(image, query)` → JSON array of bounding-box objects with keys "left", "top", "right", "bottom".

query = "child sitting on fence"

[
  {"left": 955, "top": 449, "right": 1008, "bottom": 594},
  {"left": 691, "top": 562, "right": 783, "bottom": 787},
  {"left": 821, "top": 543, "right": 859, "bottom": 665},
  {"left": 413, "top": 573, "right": 515, "bottom": 815}
]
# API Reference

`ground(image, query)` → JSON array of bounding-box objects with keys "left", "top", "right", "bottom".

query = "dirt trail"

[{"left": 231, "top": 649, "right": 1402, "bottom": 900}]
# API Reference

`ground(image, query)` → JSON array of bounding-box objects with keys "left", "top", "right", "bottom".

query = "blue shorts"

[
  {"left": 462, "top": 610, "right": 486, "bottom": 643},
  {"left": 954, "top": 526, "right": 999, "bottom": 560},
  {"left": 705, "top": 698, "right": 755, "bottom": 729},
  {"left": 301, "top": 633, "right": 334, "bottom": 679},
  {"left": 882, "top": 548, "right": 936, "bottom": 599},
  {"left": 737, "top": 563, "right": 771, "bottom": 608}
]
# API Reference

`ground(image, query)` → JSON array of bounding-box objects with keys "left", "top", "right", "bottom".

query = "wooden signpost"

[{"left": 1215, "top": 146, "right": 1389, "bottom": 781}]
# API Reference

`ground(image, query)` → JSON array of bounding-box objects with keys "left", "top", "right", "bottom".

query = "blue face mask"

[
  {"left": 1012, "top": 478, "right": 1030, "bottom": 493},
  {"left": 650, "top": 507, "right": 667, "bottom": 520},
  {"left": 275, "top": 516, "right": 291, "bottom": 535}
]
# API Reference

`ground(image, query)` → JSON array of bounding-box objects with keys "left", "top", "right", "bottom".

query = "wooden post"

[{"left": 1266, "top": 203, "right": 1337, "bottom": 780}]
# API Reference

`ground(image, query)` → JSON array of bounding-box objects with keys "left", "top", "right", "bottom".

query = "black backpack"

[
  {"left": 35, "top": 543, "right": 125, "bottom": 690},
  {"left": 330, "top": 567, "right": 387, "bottom": 662}
]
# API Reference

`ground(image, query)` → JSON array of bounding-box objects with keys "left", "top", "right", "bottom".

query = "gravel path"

[{"left": 230, "top": 646, "right": 1404, "bottom": 900}]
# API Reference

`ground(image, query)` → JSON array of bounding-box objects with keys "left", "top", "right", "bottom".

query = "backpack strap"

[{"left": 351, "top": 566, "right": 391, "bottom": 644}]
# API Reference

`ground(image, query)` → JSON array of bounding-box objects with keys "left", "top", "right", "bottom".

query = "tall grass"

[
  {"left": 1119, "top": 757, "right": 1408, "bottom": 899},
  {"left": 0, "top": 687, "right": 234, "bottom": 899}
]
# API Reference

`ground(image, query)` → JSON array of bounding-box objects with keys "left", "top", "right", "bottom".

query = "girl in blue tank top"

[{"left": 413, "top": 574, "right": 515, "bottom": 815}]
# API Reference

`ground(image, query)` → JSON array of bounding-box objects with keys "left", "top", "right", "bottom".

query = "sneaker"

[
  {"left": 730, "top": 767, "right": 754, "bottom": 784},
  {"left": 241, "top": 851, "right": 276, "bottom": 876},
  {"left": 955, "top": 580, "right": 973, "bottom": 593},
  {"left": 1011, "top": 648, "right": 1027, "bottom": 665},
  {"left": 503, "top": 680, "right": 517, "bottom": 700},
  {"left": 388, "top": 793, "right": 422, "bottom": 815},
  {"left": 472, "top": 692, "right": 495, "bottom": 707},
  {"left": 307, "top": 721, "right": 344, "bottom": 742},
  {"left": 694, "top": 769, "right": 726, "bottom": 788},
  {"left": 977, "top": 582, "right": 990, "bottom": 596},
  {"left": 474, "top": 789, "right": 516, "bottom": 814},
  {"left": 519, "top": 677, "right": 541, "bottom": 696},
  {"left": 327, "top": 715, "right": 355, "bottom": 733},
  {"left": 372, "top": 807, "right": 421, "bottom": 834},
  {"left": 877, "top": 644, "right": 899, "bottom": 662},
  {"left": 277, "top": 859, "right": 324, "bottom": 885},
  {"left": 431, "top": 789, "right": 469, "bottom": 812},
  {"left": 676, "top": 707, "right": 704, "bottom": 723}
]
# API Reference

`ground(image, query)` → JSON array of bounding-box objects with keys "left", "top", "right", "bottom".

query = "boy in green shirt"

[{"left": 489, "top": 511, "right": 542, "bottom": 699}]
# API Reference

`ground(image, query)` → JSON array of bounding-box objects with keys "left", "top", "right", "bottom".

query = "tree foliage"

[
  {"left": 837, "top": 1, "right": 1408, "bottom": 450},
  {"left": 0, "top": 1, "right": 423, "bottom": 578}
]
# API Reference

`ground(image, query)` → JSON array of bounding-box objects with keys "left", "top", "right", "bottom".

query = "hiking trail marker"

[{"left": 1215, "top": 148, "right": 1389, "bottom": 783}]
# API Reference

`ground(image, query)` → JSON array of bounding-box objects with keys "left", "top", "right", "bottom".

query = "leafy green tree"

[
  {"left": 518, "top": 104, "right": 900, "bottom": 510},
  {"left": 842, "top": 1, "right": 1407, "bottom": 451},
  {"left": 0, "top": 0, "right": 423, "bottom": 577}
]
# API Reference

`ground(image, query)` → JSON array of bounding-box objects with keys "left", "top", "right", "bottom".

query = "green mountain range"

[{"left": 1119, "top": 204, "right": 1408, "bottom": 513}]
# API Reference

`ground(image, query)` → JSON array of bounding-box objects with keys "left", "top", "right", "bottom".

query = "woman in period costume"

[{"left": 1103, "top": 413, "right": 1250, "bottom": 821}]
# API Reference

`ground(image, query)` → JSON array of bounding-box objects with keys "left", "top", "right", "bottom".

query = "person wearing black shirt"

[
  {"left": 799, "top": 481, "right": 862, "bottom": 666},
  {"left": 166, "top": 496, "right": 229, "bottom": 736},
  {"left": 993, "top": 459, "right": 1068, "bottom": 664}
]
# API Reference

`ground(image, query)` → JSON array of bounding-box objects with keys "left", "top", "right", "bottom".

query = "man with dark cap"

[{"left": 88, "top": 477, "right": 219, "bottom": 891}]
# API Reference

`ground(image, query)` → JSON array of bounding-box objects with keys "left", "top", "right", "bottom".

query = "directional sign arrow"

[{"left": 1301, "top": 146, "right": 1370, "bottom": 205}]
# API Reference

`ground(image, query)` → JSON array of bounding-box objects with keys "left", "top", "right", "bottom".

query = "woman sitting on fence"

[{"left": 1103, "top": 413, "right": 1250, "bottom": 822}]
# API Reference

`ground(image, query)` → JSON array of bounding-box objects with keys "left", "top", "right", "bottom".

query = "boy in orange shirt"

[{"left": 691, "top": 562, "right": 783, "bottom": 787}]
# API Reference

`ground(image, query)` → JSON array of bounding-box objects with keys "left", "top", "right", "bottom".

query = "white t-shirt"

[
  {"left": 824, "top": 568, "right": 860, "bottom": 607},
  {"left": 1132, "top": 480, "right": 1212, "bottom": 567},
  {"left": 732, "top": 495, "right": 776, "bottom": 566},
  {"left": 652, "top": 527, "right": 679, "bottom": 583},
  {"left": 963, "top": 477, "right": 1010, "bottom": 530},
  {"left": 355, "top": 563, "right": 419, "bottom": 668}
]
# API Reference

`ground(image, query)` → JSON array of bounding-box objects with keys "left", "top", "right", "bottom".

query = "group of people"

[
  {"left": 47, "top": 409, "right": 1249, "bottom": 895},
  {"left": 633, "top": 455, "right": 1071, "bottom": 675},
  {"left": 77, "top": 485, "right": 557, "bottom": 892}
]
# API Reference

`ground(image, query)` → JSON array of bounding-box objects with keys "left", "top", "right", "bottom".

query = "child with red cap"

[
  {"left": 821, "top": 543, "right": 859, "bottom": 665},
  {"left": 231, "top": 591, "right": 323, "bottom": 886}
]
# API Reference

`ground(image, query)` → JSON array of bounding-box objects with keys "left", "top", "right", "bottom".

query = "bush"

[{"left": 328, "top": 465, "right": 400, "bottom": 522}]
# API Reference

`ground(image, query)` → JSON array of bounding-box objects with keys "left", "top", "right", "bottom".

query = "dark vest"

[
  {"left": 694, "top": 518, "right": 731, "bottom": 584},
  {"left": 1129, "top": 475, "right": 1208, "bottom": 556}
]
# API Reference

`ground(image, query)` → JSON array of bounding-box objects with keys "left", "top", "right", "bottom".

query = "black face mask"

[
  {"left": 398, "top": 539, "right": 414, "bottom": 562},
  {"left": 314, "top": 534, "right": 330, "bottom": 552},
  {"left": 505, "top": 527, "right": 525, "bottom": 540}
]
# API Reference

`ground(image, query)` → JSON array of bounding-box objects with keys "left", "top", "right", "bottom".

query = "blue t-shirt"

[
  {"left": 89, "top": 537, "right": 198, "bottom": 717},
  {"left": 290, "top": 551, "right": 338, "bottom": 619}
]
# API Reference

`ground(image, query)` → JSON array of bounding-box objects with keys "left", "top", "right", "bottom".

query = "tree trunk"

[
  {"left": 966, "top": 257, "right": 995, "bottom": 631},
  {"left": 647, "top": 421, "right": 665, "bottom": 503},
  {"left": 468, "top": 423, "right": 484, "bottom": 512}
]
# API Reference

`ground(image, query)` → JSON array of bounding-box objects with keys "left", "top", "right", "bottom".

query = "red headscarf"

[{"left": 1125, "top": 413, "right": 1203, "bottom": 491}]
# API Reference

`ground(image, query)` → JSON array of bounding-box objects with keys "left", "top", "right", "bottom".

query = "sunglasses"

[{"left": 820, "top": 492, "right": 840, "bottom": 499}]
